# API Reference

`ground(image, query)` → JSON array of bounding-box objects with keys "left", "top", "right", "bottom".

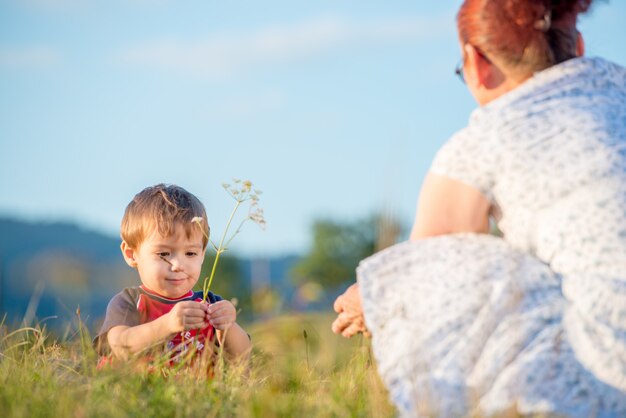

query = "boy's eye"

[
  {"left": 186, "top": 252, "right": 198, "bottom": 257},
  {"left": 157, "top": 252, "right": 170, "bottom": 257}
]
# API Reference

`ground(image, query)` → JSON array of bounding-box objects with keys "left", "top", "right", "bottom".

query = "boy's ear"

[{"left": 120, "top": 241, "right": 138, "bottom": 268}]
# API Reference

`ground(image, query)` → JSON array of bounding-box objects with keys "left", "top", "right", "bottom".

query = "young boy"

[{"left": 94, "top": 184, "right": 251, "bottom": 365}]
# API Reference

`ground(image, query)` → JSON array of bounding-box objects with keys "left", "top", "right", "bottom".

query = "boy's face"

[{"left": 121, "top": 223, "right": 205, "bottom": 298}]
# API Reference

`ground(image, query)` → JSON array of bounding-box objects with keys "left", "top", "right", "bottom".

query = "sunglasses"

[
  {"left": 454, "top": 58, "right": 465, "bottom": 84},
  {"left": 454, "top": 47, "right": 491, "bottom": 85}
]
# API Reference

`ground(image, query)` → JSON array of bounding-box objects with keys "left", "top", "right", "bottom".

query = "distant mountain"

[
  {"left": 0, "top": 217, "right": 304, "bottom": 333},
  {"left": 0, "top": 218, "right": 132, "bottom": 332},
  {"left": 0, "top": 218, "right": 121, "bottom": 262}
]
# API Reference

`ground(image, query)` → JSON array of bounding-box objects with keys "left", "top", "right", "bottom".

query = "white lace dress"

[{"left": 358, "top": 57, "right": 626, "bottom": 417}]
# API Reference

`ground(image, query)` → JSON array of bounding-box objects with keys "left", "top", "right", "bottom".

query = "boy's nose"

[{"left": 169, "top": 258, "right": 184, "bottom": 272}]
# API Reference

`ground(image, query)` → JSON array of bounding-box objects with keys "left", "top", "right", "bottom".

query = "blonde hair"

[{"left": 121, "top": 184, "right": 209, "bottom": 249}]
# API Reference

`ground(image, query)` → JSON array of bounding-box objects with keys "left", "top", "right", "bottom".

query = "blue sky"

[{"left": 1, "top": 0, "right": 625, "bottom": 256}]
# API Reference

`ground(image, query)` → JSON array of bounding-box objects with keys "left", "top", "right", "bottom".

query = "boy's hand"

[
  {"left": 206, "top": 300, "right": 236, "bottom": 331},
  {"left": 167, "top": 301, "right": 209, "bottom": 333}
]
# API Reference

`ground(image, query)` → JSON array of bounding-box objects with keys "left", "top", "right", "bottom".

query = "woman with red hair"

[{"left": 333, "top": 0, "right": 626, "bottom": 416}]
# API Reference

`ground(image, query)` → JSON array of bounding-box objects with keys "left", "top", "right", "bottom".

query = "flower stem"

[
  {"left": 203, "top": 199, "right": 241, "bottom": 301},
  {"left": 203, "top": 249, "right": 222, "bottom": 301}
]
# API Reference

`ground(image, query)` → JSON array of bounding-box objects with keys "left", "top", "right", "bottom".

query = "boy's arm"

[
  {"left": 108, "top": 315, "right": 174, "bottom": 360},
  {"left": 216, "top": 323, "right": 252, "bottom": 361},
  {"left": 107, "top": 301, "right": 209, "bottom": 360}
]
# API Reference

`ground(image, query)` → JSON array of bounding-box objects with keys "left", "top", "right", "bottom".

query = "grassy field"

[{"left": 0, "top": 312, "right": 395, "bottom": 418}]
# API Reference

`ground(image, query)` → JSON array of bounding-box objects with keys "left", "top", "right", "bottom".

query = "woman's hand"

[{"left": 331, "top": 283, "right": 370, "bottom": 338}]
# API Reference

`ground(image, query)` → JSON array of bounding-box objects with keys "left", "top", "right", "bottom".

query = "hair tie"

[{"left": 534, "top": 11, "right": 552, "bottom": 32}]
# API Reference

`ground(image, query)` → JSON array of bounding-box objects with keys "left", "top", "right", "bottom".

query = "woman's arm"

[
  {"left": 410, "top": 172, "right": 491, "bottom": 239},
  {"left": 332, "top": 172, "right": 492, "bottom": 338}
]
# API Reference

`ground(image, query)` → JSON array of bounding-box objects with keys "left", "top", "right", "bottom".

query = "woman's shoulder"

[
  {"left": 465, "top": 57, "right": 626, "bottom": 147},
  {"left": 573, "top": 56, "right": 626, "bottom": 83},
  {"left": 478, "top": 57, "right": 626, "bottom": 117},
  {"left": 430, "top": 123, "right": 499, "bottom": 200},
  {"left": 436, "top": 121, "right": 495, "bottom": 158}
]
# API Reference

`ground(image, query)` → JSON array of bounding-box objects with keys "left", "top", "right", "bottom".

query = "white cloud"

[
  {"left": 116, "top": 15, "right": 449, "bottom": 79},
  {"left": 0, "top": 46, "right": 62, "bottom": 70}
]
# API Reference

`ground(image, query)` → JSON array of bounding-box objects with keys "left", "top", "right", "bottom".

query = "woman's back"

[
  {"left": 438, "top": 57, "right": 626, "bottom": 277},
  {"left": 424, "top": 56, "right": 626, "bottom": 408},
  {"left": 333, "top": 1, "right": 626, "bottom": 414}
]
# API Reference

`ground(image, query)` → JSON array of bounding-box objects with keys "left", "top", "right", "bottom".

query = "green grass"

[{"left": 0, "top": 313, "right": 395, "bottom": 418}]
